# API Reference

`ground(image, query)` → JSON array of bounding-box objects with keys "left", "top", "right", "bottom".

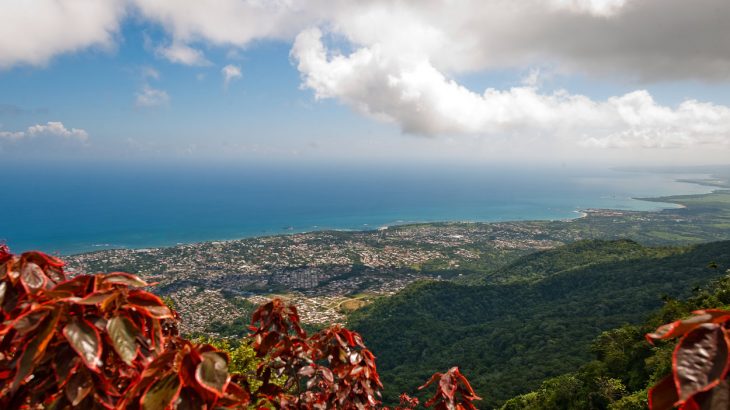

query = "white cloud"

[
  {"left": 221, "top": 64, "right": 242, "bottom": 88},
  {"left": 292, "top": 28, "right": 730, "bottom": 148},
  {"left": 128, "top": 0, "right": 730, "bottom": 81},
  {"left": 2, "top": 0, "right": 730, "bottom": 152},
  {"left": 0, "top": 130, "right": 25, "bottom": 140},
  {"left": 0, "top": 121, "right": 89, "bottom": 142},
  {"left": 135, "top": 86, "right": 170, "bottom": 107},
  {"left": 130, "top": 0, "right": 324, "bottom": 47},
  {"left": 156, "top": 42, "right": 210, "bottom": 66},
  {"left": 521, "top": 69, "right": 544, "bottom": 88},
  {"left": 549, "top": 0, "right": 629, "bottom": 16},
  {"left": 141, "top": 66, "right": 160, "bottom": 80},
  {"left": 3, "top": 0, "right": 730, "bottom": 80},
  {"left": 0, "top": 0, "right": 124, "bottom": 68},
  {"left": 325, "top": 0, "right": 730, "bottom": 81}
]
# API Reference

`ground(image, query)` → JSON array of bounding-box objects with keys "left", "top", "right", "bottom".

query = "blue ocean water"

[{"left": 0, "top": 162, "right": 714, "bottom": 255}]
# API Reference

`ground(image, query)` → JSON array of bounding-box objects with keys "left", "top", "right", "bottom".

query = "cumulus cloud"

[
  {"left": 130, "top": 0, "right": 324, "bottom": 48},
  {"left": 135, "top": 86, "right": 170, "bottom": 107},
  {"left": 125, "top": 0, "right": 730, "bottom": 81},
  {"left": 292, "top": 28, "right": 730, "bottom": 148},
  {"left": 0, "top": 121, "right": 89, "bottom": 142},
  {"left": 156, "top": 42, "right": 210, "bottom": 66},
  {"left": 221, "top": 64, "right": 241, "bottom": 89},
  {"left": 549, "top": 0, "right": 629, "bottom": 16},
  {"left": 3, "top": 0, "right": 730, "bottom": 80},
  {"left": 27, "top": 121, "right": 89, "bottom": 141},
  {"left": 0, "top": 0, "right": 124, "bottom": 68}
]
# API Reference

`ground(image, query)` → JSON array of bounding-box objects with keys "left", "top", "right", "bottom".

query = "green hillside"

[
  {"left": 348, "top": 240, "right": 730, "bottom": 408},
  {"left": 501, "top": 271, "right": 730, "bottom": 409},
  {"left": 485, "top": 239, "right": 679, "bottom": 284}
]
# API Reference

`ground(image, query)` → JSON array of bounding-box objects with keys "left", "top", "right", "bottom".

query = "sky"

[{"left": 1, "top": 0, "right": 730, "bottom": 166}]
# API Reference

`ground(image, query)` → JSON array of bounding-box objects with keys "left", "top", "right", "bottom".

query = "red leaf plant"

[
  {"left": 0, "top": 248, "right": 246, "bottom": 409},
  {"left": 418, "top": 367, "right": 481, "bottom": 410},
  {"left": 0, "top": 248, "right": 482, "bottom": 409},
  {"left": 248, "top": 299, "right": 384, "bottom": 408},
  {"left": 646, "top": 309, "right": 730, "bottom": 410}
]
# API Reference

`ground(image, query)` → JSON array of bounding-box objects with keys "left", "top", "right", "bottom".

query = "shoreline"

[
  {"left": 5, "top": 171, "right": 720, "bottom": 257},
  {"left": 60, "top": 185, "right": 727, "bottom": 257}
]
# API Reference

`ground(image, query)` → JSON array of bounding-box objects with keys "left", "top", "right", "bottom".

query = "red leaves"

[
  {"left": 101, "top": 272, "right": 149, "bottom": 288},
  {"left": 647, "top": 309, "right": 730, "bottom": 410},
  {"left": 307, "top": 326, "right": 383, "bottom": 408},
  {"left": 19, "top": 262, "right": 47, "bottom": 293},
  {"left": 0, "top": 243, "right": 10, "bottom": 259},
  {"left": 0, "top": 249, "right": 244, "bottom": 409},
  {"left": 674, "top": 324, "right": 729, "bottom": 403},
  {"left": 126, "top": 290, "right": 174, "bottom": 319},
  {"left": 63, "top": 319, "right": 103, "bottom": 370},
  {"left": 106, "top": 315, "right": 140, "bottom": 365},
  {"left": 125, "top": 339, "right": 243, "bottom": 409},
  {"left": 11, "top": 310, "right": 60, "bottom": 393},
  {"left": 418, "top": 367, "right": 481, "bottom": 410},
  {"left": 65, "top": 367, "right": 93, "bottom": 406},
  {"left": 646, "top": 310, "right": 730, "bottom": 343},
  {"left": 649, "top": 375, "right": 680, "bottom": 410},
  {"left": 249, "top": 299, "right": 386, "bottom": 408},
  {"left": 395, "top": 393, "right": 420, "bottom": 410},
  {"left": 195, "top": 351, "right": 230, "bottom": 395},
  {"left": 141, "top": 373, "right": 182, "bottom": 410},
  {"left": 250, "top": 298, "right": 306, "bottom": 353},
  {"left": 689, "top": 379, "right": 730, "bottom": 409},
  {"left": 0, "top": 251, "right": 67, "bottom": 325}
]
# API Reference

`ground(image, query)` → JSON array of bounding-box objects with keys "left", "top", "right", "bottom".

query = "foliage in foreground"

[
  {"left": 0, "top": 246, "right": 480, "bottom": 409},
  {"left": 645, "top": 309, "right": 730, "bottom": 410}
]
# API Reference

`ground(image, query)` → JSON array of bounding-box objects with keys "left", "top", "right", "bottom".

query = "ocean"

[{"left": 0, "top": 161, "right": 714, "bottom": 255}]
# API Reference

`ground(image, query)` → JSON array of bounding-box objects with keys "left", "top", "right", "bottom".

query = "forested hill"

[
  {"left": 501, "top": 268, "right": 730, "bottom": 409},
  {"left": 484, "top": 239, "right": 680, "bottom": 285},
  {"left": 348, "top": 239, "right": 730, "bottom": 408}
]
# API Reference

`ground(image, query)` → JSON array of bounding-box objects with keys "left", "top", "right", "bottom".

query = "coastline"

[
  {"left": 65, "top": 184, "right": 728, "bottom": 257},
  {"left": 7, "top": 170, "right": 724, "bottom": 256}
]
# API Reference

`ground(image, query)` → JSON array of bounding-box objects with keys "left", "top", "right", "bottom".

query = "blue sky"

[
  {"left": 2, "top": 0, "right": 730, "bottom": 166},
  {"left": 0, "top": 22, "right": 386, "bottom": 158}
]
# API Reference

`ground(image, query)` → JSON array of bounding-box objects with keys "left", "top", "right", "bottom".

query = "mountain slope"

[
  {"left": 485, "top": 239, "right": 679, "bottom": 284},
  {"left": 348, "top": 240, "right": 730, "bottom": 408},
  {"left": 501, "top": 271, "right": 730, "bottom": 409}
]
